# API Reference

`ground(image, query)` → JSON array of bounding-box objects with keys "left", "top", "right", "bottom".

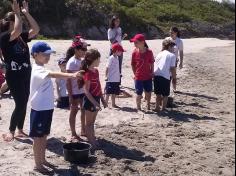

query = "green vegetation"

[{"left": 0, "top": 0, "right": 235, "bottom": 39}]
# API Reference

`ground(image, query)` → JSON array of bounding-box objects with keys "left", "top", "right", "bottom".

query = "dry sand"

[{"left": 0, "top": 38, "right": 235, "bottom": 176}]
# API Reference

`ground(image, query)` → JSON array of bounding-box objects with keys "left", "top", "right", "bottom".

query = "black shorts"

[
  {"left": 154, "top": 76, "right": 171, "bottom": 96},
  {"left": 105, "top": 82, "right": 120, "bottom": 95},
  {"left": 56, "top": 96, "right": 69, "bottom": 109},
  {"left": 29, "top": 109, "right": 54, "bottom": 138},
  {"left": 83, "top": 96, "right": 101, "bottom": 112}
]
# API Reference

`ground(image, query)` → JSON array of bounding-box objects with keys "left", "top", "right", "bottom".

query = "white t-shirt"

[
  {"left": 30, "top": 64, "right": 54, "bottom": 111},
  {"left": 154, "top": 50, "right": 176, "bottom": 80},
  {"left": 66, "top": 56, "right": 84, "bottom": 95},
  {"left": 56, "top": 78, "right": 68, "bottom": 98},
  {"left": 106, "top": 55, "right": 120, "bottom": 82},
  {"left": 108, "top": 27, "right": 122, "bottom": 45},
  {"left": 165, "top": 37, "right": 183, "bottom": 59}
]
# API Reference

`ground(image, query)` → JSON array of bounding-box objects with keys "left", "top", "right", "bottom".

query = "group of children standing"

[{"left": 0, "top": 2, "right": 183, "bottom": 173}]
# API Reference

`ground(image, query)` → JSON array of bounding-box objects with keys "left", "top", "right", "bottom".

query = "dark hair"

[
  {"left": 65, "top": 47, "right": 75, "bottom": 61},
  {"left": 170, "top": 27, "right": 181, "bottom": 38},
  {"left": 78, "top": 49, "right": 101, "bottom": 88},
  {"left": 109, "top": 15, "right": 119, "bottom": 29},
  {"left": 0, "top": 12, "right": 15, "bottom": 33}
]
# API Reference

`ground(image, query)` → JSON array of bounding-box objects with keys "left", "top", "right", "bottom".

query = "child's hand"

[{"left": 73, "top": 70, "right": 85, "bottom": 78}]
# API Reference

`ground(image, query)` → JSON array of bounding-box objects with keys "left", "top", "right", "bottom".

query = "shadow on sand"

[{"left": 98, "top": 138, "right": 156, "bottom": 162}]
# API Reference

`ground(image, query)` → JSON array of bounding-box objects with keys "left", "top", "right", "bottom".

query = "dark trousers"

[{"left": 6, "top": 69, "right": 31, "bottom": 132}]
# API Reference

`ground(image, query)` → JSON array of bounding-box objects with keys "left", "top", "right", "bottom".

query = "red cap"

[
  {"left": 130, "top": 34, "right": 145, "bottom": 42},
  {"left": 112, "top": 43, "right": 126, "bottom": 52}
]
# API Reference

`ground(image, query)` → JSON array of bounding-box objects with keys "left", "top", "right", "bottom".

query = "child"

[
  {"left": 0, "top": 63, "right": 9, "bottom": 96},
  {"left": 105, "top": 43, "right": 125, "bottom": 108},
  {"left": 30, "top": 41, "right": 83, "bottom": 173},
  {"left": 66, "top": 36, "right": 90, "bottom": 141},
  {"left": 79, "top": 49, "right": 107, "bottom": 149},
  {"left": 130, "top": 34, "right": 155, "bottom": 111},
  {"left": 55, "top": 58, "right": 69, "bottom": 109},
  {"left": 166, "top": 27, "right": 184, "bottom": 92},
  {"left": 153, "top": 39, "right": 177, "bottom": 111}
]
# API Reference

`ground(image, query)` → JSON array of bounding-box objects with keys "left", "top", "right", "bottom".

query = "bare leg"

[
  {"left": 111, "top": 94, "right": 119, "bottom": 108},
  {"left": 162, "top": 96, "right": 168, "bottom": 111},
  {"left": 105, "top": 94, "right": 110, "bottom": 106},
  {"left": 154, "top": 95, "right": 162, "bottom": 112},
  {"left": 136, "top": 95, "right": 142, "bottom": 110},
  {"left": 78, "top": 99, "right": 86, "bottom": 137},
  {"left": 85, "top": 110, "right": 98, "bottom": 148},
  {"left": 69, "top": 99, "right": 82, "bottom": 141},
  {"left": 33, "top": 137, "right": 45, "bottom": 169},
  {"left": 145, "top": 92, "right": 151, "bottom": 110},
  {"left": 41, "top": 135, "right": 55, "bottom": 168},
  {"left": 0, "top": 82, "right": 8, "bottom": 94}
]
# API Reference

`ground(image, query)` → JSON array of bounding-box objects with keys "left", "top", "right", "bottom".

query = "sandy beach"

[{"left": 0, "top": 38, "right": 235, "bottom": 176}]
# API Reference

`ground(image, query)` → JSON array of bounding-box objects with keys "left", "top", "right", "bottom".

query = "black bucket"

[{"left": 63, "top": 142, "right": 92, "bottom": 163}]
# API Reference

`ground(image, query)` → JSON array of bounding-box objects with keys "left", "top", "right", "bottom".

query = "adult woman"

[
  {"left": 0, "top": 0, "right": 39, "bottom": 142},
  {"left": 166, "top": 27, "right": 184, "bottom": 92},
  {"left": 107, "top": 15, "right": 127, "bottom": 76}
]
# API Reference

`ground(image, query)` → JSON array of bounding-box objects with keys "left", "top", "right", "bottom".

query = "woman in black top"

[{"left": 0, "top": 0, "right": 39, "bottom": 142}]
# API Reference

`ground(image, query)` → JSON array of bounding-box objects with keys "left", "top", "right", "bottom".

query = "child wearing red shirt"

[
  {"left": 130, "top": 34, "right": 154, "bottom": 111},
  {"left": 79, "top": 49, "right": 107, "bottom": 149}
]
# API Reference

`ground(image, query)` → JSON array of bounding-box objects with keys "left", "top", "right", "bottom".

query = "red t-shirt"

[
  {"left": 131, "top": 48, "right": 155, "bottom": 81},
  {"left": 83, "top": 69, "right": 102, "bottom": 97}
]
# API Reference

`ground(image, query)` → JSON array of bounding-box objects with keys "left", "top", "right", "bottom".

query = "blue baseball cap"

[{"left": 31, "top": 41, "right": 56, "bottom": 55}]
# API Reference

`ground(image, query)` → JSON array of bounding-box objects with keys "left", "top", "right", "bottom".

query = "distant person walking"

[
  {"left": 166, "top": 27, "right": 184, "bottom": 92},
  {"left": 107, "top": 15, "right": 128, "bottom": 80},
  {"left": 0, "top": 0, "right": 40, "bottom": 142}
]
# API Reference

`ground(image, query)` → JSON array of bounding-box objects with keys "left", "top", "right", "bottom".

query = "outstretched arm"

[{"left": 21, "top": 1, "right": 40, "bottom": 39}]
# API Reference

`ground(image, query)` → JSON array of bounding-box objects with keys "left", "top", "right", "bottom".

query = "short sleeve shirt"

[
  {"left": 83, "top": 69, "right": 102, "bottom": 97},
  {"left": 154, "top": 50, "right": 176, "bottom": 80},
  {"left": 108, "top": 27, "right": 122, "bottom": 45},
  {"left": 0, "top": 32, "right": 31, "bottom": 71},
  {"left": 131, "top": 49, "right": 155, "bottom": 81},
  {"left": 66, "top": 56, "right": 84, "bottom": 95},
  {"left": 106, "top": 55, "right": 120, "bottom": 82},
  {"left": 30, "top": 64, "right": 54, "bottom": 111}
]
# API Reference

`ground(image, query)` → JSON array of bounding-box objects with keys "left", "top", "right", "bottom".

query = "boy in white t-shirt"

[
  {"left": 30, "top": 42, "right": 82, "bottom": 174},
  {"left": 105, "top": 43, "right": 125, "bottom": 108},
  {"left": 153, "top": 39, "right": 177, "bottom": 112}
]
